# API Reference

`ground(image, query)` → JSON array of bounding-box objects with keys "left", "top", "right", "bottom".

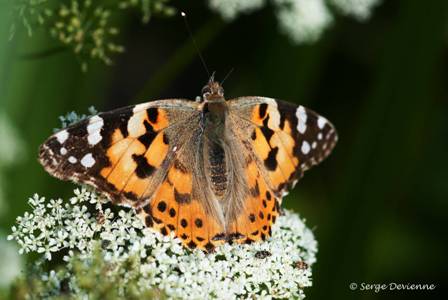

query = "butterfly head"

[{"left": 202, "top": 75, "right": 224, "bottom": 102}]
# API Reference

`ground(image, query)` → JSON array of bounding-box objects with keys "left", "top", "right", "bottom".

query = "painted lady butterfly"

[{"left": 39, "top": 77, "right": 337, "bottom": 252}]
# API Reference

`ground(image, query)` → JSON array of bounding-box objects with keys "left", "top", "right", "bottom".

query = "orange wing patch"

[
  {"left": 228, "top": 159, "right": 280, "bottom": 244},
  {"left": 136, "top": 161, "right": 225, "bottom": 252},
  {"left": 98, "top": 107, "right": 173, "bottom": 203},
  {"left": 250, "top": 103, "right": 299, "bottom": 193}
]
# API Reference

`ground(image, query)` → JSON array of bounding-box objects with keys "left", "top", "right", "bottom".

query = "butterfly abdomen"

[
  {"left": 208, "top": 141, "right": 227, "bottom": 197},
  {"left": 202, "top": 101, "right": 229, "bottom": 198}
]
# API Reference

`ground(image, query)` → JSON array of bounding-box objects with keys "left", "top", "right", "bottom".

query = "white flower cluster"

[
  {"left": 208, "top": 0, "right": 265, "bottom": 20},
  {"left": 330, "top": 0, "right": 381, "bottom": 20},
  {"left": 208, "top": 0, "right": 381, "bottom": 43},
  {"left": 9, "top": 188, "right": 317, "bottom": 299}
]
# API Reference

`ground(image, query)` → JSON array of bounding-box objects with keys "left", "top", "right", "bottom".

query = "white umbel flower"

[
  {"left": 208, "top": 0, "right": 265, "bottom": 20},
  {"left": 208, "top": 0, "right": 382, "bottom": 43},
  {"left": 9, "top": 188, "right": 318, "bottom": 299},
  {"left": 330, "top": 0, "right": 381, "bottom": 20},
  {"left": 275, "top": 0, "right": 333, "bottom": 44}
]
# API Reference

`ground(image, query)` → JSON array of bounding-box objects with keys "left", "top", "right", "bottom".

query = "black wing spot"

[
  {"left": 251, "top": 130, "right": 257, "bottom": 140},
  {"left": 147, "top": 108, "right": 158, "bottom": 123},
  {"left": 205, "top": 242, "right": 215, "bottom": 253},
  {"left": 143, "top": 204, "right": 151, "bottom": 214},
  {"left": 258, "top": 103, "right": 268, "bottom": 119},
  {"left": 132, "top": 154, "right": 156, "bottom": 178},
  {"left": 264, "top": 147, "right": 279, "bottom": 171},
  {"left": 174, "top": 188, "right": 191, "bottom": 204},
  {"left": 245, "top": 238, "right": 254, "bottom": 244},
  {"left": 249, "top": 214, "right": 256, "bottom": 223},
  {"left": 261, "top": 115, "right": 274, "bottom": 142},
  {"left": 266, "top": 191, "right": 272, "bottom": 200},
  {"left": 169, "top": 208, "right": 176, "bottom": 217},
  {"left": 138, "top": 122, "right": 157, "bottom": 148},
  {"left": 250, "top": 180, "right": 260, "bottom": 197},
  {"left": 227, "top": 232, "right": 245, "bottom": 241},
  {"left": 160, "top": 227, "right": 168, "bottom": 236},
  {"left": 157, "top": 201, "right": 167, "bottom": 212},
  {"left": 145, "top": 215, "right": 153, "bottom": 227},
  {"left": 162, "top": 133, "right": 169, "bottom": 145},
  {"left": 212, "top": 233, "right": 226, "bottom": 241},
  {"left": 195, "top": 218, "right": 203, "bottom": 228},
  {"left": 180, "top": 219, "right": 188, "bottom": 228},
  {"left": 123, "top": 191, "right": 138, "bottom": 201},
  {"left": 187, "top": 241, "right": 197, "bottom": 249}
]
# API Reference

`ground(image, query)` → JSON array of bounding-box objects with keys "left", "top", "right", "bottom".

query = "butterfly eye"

[
  {"left": 202, "top": 86, "right": 212, "bottom": 99},
  {"left": 219, "top": 87, "right": 224, "bottom": 96},
  {"left": 202, "top": 86, "right": 211, "bottom": 96}
]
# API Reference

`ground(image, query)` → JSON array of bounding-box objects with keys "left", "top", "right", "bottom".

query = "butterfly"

[{"left": 39, "top": 76, "right": 337, "bottom": 252}]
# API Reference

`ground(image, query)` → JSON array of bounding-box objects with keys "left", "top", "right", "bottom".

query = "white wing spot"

[
  {"left": 296, "top": 106, "right": 307, "bottom": 134},
  {"left": 318, "top": 133, "right": 323, "bottom": 140},
  {"left": 68, "top": 156, "right": 77, "bottom": 164},
  {"left": 87, "top": 116, "right": 104, "bottom": 146},
  {"left": 260, "top": 99, "right": 281, "bottom": 129},
  {"left": 317, "top": 117, "right": 327, "bottom": 129},
  {"left": 55, "top": 130, "right": 69, "bottom": 144},
  {"left": 60, "top": 147, "right": 67, "bottom": 155},
  {"left": 301, "top": 141, "right": 310, "bottom": 155},
  {"left": 312, "top": 142, "right": 317, "bottom": 149},
  {"left": 132, "top": 103, "right": 151, "bottom": 113},
  {"left": 80, "top": 153, "right": 95, "bottom": 168}
]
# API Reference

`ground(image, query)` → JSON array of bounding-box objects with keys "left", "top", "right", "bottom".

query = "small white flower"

[{"left": 9, "top": 188, "right": 317, "bottom": 299}]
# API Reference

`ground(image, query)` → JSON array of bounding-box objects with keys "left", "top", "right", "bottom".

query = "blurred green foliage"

[
  {"left": 9, "top": 0, "right": 176, "bottom": 70},
  {"left": 8, "top": 245, "right": 165, "bottom": 299},
  {"left": 1, "top": 0, "right": 447, "bottom": 299}
]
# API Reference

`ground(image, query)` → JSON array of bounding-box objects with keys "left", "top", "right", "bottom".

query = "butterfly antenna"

[
  {"left": 181, "top": 12, "right": 211, "bottom": 79},
  {"left": 221, "top": 67, "right": 234, "bottom": 85}
]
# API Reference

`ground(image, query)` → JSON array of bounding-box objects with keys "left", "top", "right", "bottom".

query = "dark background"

[{"left": 1, "top": 0, "right": 446, "bottom": 299}]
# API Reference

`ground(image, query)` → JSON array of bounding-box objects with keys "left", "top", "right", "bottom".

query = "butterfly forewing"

[
  {"left": 39, "top": 100, "right": 201, "bottom": 206},
  {"left": 228, "top": 97, "right": 338, "bottom": 197}
]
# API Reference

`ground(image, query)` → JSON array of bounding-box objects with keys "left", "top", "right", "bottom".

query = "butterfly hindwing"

[{"left": 135, "top": 128, "right": 226, "bottom": 252}]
